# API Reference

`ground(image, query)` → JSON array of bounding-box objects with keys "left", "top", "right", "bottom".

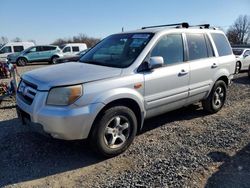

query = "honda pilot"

[{"left": 16, "top": 23, "right": 235, "bottom": 157}]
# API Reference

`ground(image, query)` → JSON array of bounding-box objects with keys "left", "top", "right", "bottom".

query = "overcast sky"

[{"left": 0, "top": 0, "right": 249, "bottom": 44}]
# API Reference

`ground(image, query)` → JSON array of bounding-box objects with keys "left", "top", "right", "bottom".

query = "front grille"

[{"left": 17, "top": 79, "right": 38, "bottom": 105}]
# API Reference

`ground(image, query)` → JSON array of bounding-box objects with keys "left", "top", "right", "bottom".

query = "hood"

[{"left": 22, "top": 62, "right": 122, "bottom": 90}]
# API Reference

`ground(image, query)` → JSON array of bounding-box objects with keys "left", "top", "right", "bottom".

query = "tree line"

[{"left": 1, "top": 15, "right": 249, "bottom": 46}]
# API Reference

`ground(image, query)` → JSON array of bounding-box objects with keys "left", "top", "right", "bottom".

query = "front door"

[{"left": 144, "top": 34, "right": 189, "bottom": 118}]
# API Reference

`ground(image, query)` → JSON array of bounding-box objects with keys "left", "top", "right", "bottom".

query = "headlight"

[{"left": 47, "top": 85, "right": 83, "bottom": 106}]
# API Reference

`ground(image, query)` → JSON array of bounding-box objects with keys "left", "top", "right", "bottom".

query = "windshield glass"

[
  {"left": 233, "top": 49, "right": 244, "bottom": 56},
  {"left": 59, "top": 45, "right": 66, "bottom": 49},
  {"left": 80, "top": 33, "right": 153, "bottom": 68}
]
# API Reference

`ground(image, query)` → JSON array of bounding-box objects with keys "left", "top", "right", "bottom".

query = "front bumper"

[{"left": 16, "top": 91, "right": 104, "bottom": 140}]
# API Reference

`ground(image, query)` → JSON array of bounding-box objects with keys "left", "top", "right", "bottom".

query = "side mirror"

[
  {"left": 148, "top": 56, "right": 164, "bottom": 69},
  {"left": 243, "top": 54, "right": 249, "bottom": 58}
]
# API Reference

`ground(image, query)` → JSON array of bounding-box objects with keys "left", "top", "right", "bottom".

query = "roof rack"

[
  {"left": 191, "top": 24, "right": 210, "bottom": 29},
  {"left": 141, "top": 22, "right": 189, "bottom": 29}
]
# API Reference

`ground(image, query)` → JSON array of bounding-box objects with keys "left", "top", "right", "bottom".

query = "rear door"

[
  {"left": 144, "top": 33, "right": 190, "bottom": 118},
  {"left": 185, "top": 33, "right": 216, "bottom": 104}
]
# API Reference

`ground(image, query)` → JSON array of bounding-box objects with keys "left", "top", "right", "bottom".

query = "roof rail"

[{"left": 141, "top": 22, "right": 189, "bottom": 30}]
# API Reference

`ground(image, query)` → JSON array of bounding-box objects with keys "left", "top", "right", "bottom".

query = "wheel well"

[
  {"left": 217, "top": 76, "right": 229, "bottom": 87},
  {"left": 51, "top": 55, "right": 59, "bottom": 59},
  {"left": 89, "top": 98, "right": 143, "bottom": 137}
]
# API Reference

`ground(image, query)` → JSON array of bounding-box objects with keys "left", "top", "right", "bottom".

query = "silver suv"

[{"left": 16, "top": 23, "right": 235, "bottom": 157}]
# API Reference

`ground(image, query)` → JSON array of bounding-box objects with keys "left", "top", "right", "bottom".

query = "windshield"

[
  {"left": 59, "top": 44, "right": 66, "bottom": 49},
  {"left": 80, "top": 33, "right": 153, "bottom": 68},
  {"left": 233, "top": 49, "right": 244, "bottom": 56}
]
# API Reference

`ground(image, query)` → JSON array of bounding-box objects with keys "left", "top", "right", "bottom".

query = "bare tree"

[
  {"left": 0, "top": 36, "right": 8, "bottom": 44},
  {"left": 227, "top": 15, "right": 250, "bottom": 44},
  {"left": 52, "top": 34, "right": 100, "bottom": 47},
  {"left": 12, "top": 37, "right": 22, "bottom": 42}
]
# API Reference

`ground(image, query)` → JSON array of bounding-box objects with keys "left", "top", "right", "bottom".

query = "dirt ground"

[{"left": 0, "top": 63, "right": 249, "bottom": 188}]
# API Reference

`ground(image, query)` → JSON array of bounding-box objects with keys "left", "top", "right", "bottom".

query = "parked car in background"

[
  {"left": 7, "top": 45, "right": 63, "bottom": 66},
  {"left": 0, "top": 42, "right": 34, "bottom": 62},
  {"left": 60, "top": 43, "right": 88, "bottom": 57},
  {"left": 16, "top": 23, "right": 235, "bottom": 157},
  {"left": 56, "top": 49, "right": 89, "bottom": 63},
  {"left": 232, "top": 48, "right": 250, "bottom": 73}
]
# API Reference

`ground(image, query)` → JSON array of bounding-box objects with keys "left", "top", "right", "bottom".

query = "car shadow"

[
  {"left": 0, "top": 118, "right": 103, "bottom": 187},
  {"left": 141, "top": 104, "right": 209, "bottom": 134},
  {"left": 205, "top": 143, "right": 250, "bottom": 188},
  {"left": 0, "top": 104, "right": 209, "bottom": 187}
]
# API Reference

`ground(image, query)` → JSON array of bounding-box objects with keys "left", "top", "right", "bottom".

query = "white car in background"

[
  {"left": 0, "top": 42, "right": 35, "bottom": 62},
  {"left": 233, "top": 48, "right": 250, "bottom": 73},
  {"left": 60, "top": 43, "right": 88, "bottom": 57}
]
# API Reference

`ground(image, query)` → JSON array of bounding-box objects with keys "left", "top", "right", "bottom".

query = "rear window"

[
  {"left": 13, "top": 46, "right": 24, "bottom": 52},
  {"left": 186, "top": 34, "right": 208, "bottom": 61},
  {"left": 211, "top": 33, "right": 232, "bottom": 56},
  {"left": 72, "top": 46, "right": 80, "bottom": 52}
]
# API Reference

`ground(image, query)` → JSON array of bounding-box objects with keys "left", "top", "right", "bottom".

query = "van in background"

[
  {"left": 60, "top": 43, "right": 87, "bottom": 57},
  {"left": 0, "top": 42, "right": 35, "bottom": 62}
]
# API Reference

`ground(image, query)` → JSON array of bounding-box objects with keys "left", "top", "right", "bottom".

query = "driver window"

[
  {"left": 29, "top": 47, "right": 37, "bottom": 53},
  {"left": 0, "top": 46, "right": 12, "bottom": 54},
  {"left": 151, "top": 34, "right": 184, "bottom": 65},
  {"left": 63, "top": 47, "right": 71, "bottom": 53}
]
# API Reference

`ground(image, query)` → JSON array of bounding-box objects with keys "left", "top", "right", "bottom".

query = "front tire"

[
  {"left": 17, "top": 57, "right": 28, "bottom": 66},
  {"left": 90, "top": 106, "right": 137, "bottom": 157},
  {"left": 202, "top": 80, "right": 227, "bottom": 113}
]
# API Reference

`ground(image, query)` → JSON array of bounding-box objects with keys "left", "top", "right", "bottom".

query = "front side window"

[
  {"left": 63, "top": 47, "right": 71, "bottom": 53},
  {"left": 211, "top": 33, "right": 232, "bottom": 56},
  {"left": 151, "top": 34, "right": 184, "bottom": 65},
  {"left": 186, "top": 34, "right": 208, "bottom": 61},
  {"left": 72, "top": 46, "right": 80, "bottom": 52},
  {"left": 0, "top": 46, "right": 12, "bottom": 54},
  {"left": 80, "top": 33, "right": 153, "bottom": 68},
  {"left": 13, "top": 46, "right": 24, "bottom": 52},
  {"left": 28, "top": 47, "right": 37, "bottom": 53}
]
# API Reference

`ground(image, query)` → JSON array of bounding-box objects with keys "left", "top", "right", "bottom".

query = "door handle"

[
  {"left": 179, "top": 69, "right": 188, "bottom": 76},
  {"left": 211, "top": 63, "right": 218, "bottom": 68}
]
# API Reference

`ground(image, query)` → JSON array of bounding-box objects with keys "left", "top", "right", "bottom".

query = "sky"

[{"left": 0, "top": 0, "right": 249, "bottom": 44}]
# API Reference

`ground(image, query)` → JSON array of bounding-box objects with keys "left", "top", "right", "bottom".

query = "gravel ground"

[{"left": 0, "top": 64, "right": 249, "bottom": 188}]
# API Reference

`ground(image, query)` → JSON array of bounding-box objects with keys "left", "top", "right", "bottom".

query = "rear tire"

[
  {"left": 17, "top": 57, "right": 28, "bottom": 66},
  {"left": 202, "top": 80, "right": 227, "bottom": 113},
  {"left": 235, "top": 61, "right": 241, "bottom": 74},
  {"left": 90, "top": 106, "right": 137, "bottom": 158},
  {"left": 50, "top": 56, "right": 59, "bottom": 64}
]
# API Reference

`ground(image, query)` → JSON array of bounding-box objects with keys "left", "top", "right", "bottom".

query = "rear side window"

[
  {"left": 151, "top": 34, "right": 184, "bottom": 65},
  {"left": 43, "top": 46, "right": 56, "bottom": 51},
  {"left": 211, "top": 33, "right": 232, "bottom": 56},
  {"left": 205, "top": 35, "right": 215, "bottom": 57},
  {"left": 72, "top": 46, "right": 80, "bottom": 52},
  {"left": 13, "top": 46, "right": 24, "bottom": 52},
  {"left": 186, "top": 34, "right": 208, "bottom": 61}
]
